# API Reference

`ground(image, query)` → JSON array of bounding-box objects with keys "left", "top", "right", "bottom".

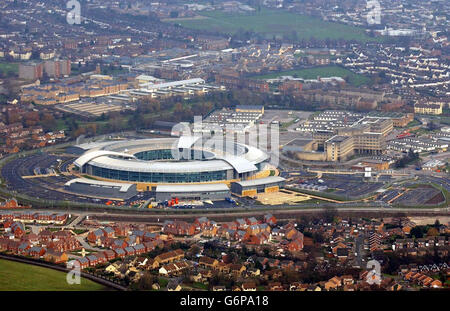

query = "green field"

[
  {"left": 0, "top": 62, "right": 19, "bottom": 77},
  {"left": 174, "top": 9, "right": 376, "bottom": 42},
  {"left": 0, "top": 259, "right": 107, "bottom": 291},
  {"left": 252, "top": 65, "right": 371, "bottom": 87}
]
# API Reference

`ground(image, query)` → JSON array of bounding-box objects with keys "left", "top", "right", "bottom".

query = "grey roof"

[
  {"left": 234, "top": 176, "right": 285, "bottom": 187},
  {"left": 236, "top": 105, "right": 263, "bottom": 110},
  {"left": 65, "top": 178, "right": 135, "bottom": 192}
]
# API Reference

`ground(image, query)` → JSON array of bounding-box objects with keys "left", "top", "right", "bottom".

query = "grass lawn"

[
  {"left": 72, "top": 229, "right": 89, "bottom": 235},
  {"left": 0, "top": 259, "right": 107, "bottom": 291},
  {"left": 191, "top": 282, "right": 209, "bottom": 290},
  {"left": 174, "top": 8, "right": 377, "bottom": 42},
  {"left": 158, "top": 277, "right": 169, "bottom": 288},
  {"left": 406, "top": 119, "right": 421, "bottom": 127},
  {"left": 0, "top": 62, "right": 19, "bottom": 77},
  {"left": 252, "top": 65, "right": 371, "bottom": 87}
]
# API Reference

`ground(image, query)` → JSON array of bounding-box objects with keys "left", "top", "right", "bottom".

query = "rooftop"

[
  {"left": 234, "top": 176, "right": 285, "bottom": 187},
  {"left": 156, "top": 183, "right": 230, "bottom": 193},
  {"left": 65, "top": 178, "right": 135, "bottom": 192}
]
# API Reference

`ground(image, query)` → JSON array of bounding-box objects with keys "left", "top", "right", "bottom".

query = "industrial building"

[
  {"left": 325, "top": 135, "right": 355, "bottom": 162},
  {"left": 235, "top": 105, "right": 264, "bottom": 114},
  {"left": 72, "top": 136, "right": 271, "bottom": 194},
  {"left": 231, "top": 176, "right": 285, "bottom": 196},
  {"left": 199, "top": 105, "right": 265, "bottom": 134},
  {"left": 19, "top": 59, "right": 70, "bottom": 80},
  {"left": 64, "top": 178, "right": 138, "bottom": 200},
  {"left": 290, "top": 114, "right": 393, "bottom": 162},
  {"left": 155, "top": 184, "right": 231, "bottom": 201},
  {"left": 414, "top": 102, "right": 444, "bottom": 115}
]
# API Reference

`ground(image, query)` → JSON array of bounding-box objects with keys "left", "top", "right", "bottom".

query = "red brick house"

[
  {"left": 10, "top": 222, "right": 25, "bottom": 238},
  {"left": 87, "top": 229, "right": 104, "bottom": 243},
  {"left": 287, "top": 237, "right": 304, "bottom": 252},
  {"left": 27, "top": 246, "right": 46, "bottom": 258},
  {"left": 163, "top": 221, "right": 196, "bottom": 236},
  {"left": 124, "top": 246, "right": 136, "bottom": 256},
  {"left": 103, "top": 250, "right": 116, "bottom": 261},
  {"left": 264, "top": 214, "right": 277, "bottom": 226},
  {"left": 86, "top": 255, "right": 99, "bottom": 266},
  {"left": 44, "top": 250, "right": 68, "bottom": 263},
  {"left": 75, "top": 257, "right": 89, "bottom": 269},
  {"left": 94, "top": 252, "right": 107, "bottom": 264},
  {"left": 38, "top": 229, "right": 53, "bottom": 242},
  {"left": 113, "top": 248, "right": 126, "bottom": 258}
]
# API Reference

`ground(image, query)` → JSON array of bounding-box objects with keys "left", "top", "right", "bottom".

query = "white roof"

[
  {"left": 423, "top": 159, "right": 445, "bottom": 167},
  {"left": 156, "top": 183, "right": 229, "bottom": 193},
  {"left": 177, "top": 136, "right": 201, "bottom": 149},
  {"left": 136, "top": 74, "right": 161, "bottom": 82},
  {"left": 74, "top": 141, "right": 119, "bottom": 150},
  {"left": 75, "top": 137, "right": 268, "bottom": 174},
  {"left": 88, "top": 157, "right": 233, "bottom": 173},
  {"left": 140, "top": 78, "right": 204, "bottom": 91},
  {"left": 65, "top": 178, "right": 134, "bottom": 192},
  {"left": 74, "top": 150, "right": 136, "bottom": 168},
  {"left": 235, "top": 176, "right": 285, "bottom": 187},
  {"left": 219, "top": 154, "right": 257, "bottom": 174}
]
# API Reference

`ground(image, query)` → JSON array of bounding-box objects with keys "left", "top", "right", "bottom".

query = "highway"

[{"left": 21, "top": 205, "right": 450, "bottom": 224}]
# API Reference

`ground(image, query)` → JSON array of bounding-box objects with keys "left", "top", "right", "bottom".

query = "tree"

[
  {"left": 434, "top": 219, "right": 440, "bottom": 228},
  {"left": 40, "top": 113, "right": 56, "bottom": 131},
  {"left": 410, "top": 226, "right": 426, "bottom": 239},
  {"left": 322, "top": 207, "right": 338, "bottom": 223},
  {"left": 427, "top": 227, "right": 439, "bottom": 237}
]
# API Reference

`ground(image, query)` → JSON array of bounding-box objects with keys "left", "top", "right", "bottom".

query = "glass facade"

[
  {"left": 134, "top": 149, "right": 213, "bottom": 161},
  {"left": 134, "top": 149, "right": 174, "bottom": 161},
  {"left": 87, "top": 164, "right": 228, "bottom": 183}
]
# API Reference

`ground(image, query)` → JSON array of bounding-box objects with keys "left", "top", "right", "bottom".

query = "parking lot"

[
  {"left": 0, "top": 152, "right": 143, "bottom": 206},
  {"left": 392, "top": 186, "right": 444, "bottom": 206},
  {"left": 288, "top": 174, "right": 385, "bottom": 199}
]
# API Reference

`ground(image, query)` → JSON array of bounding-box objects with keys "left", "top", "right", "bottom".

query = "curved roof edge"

[
  {"left": 74, "top": 150, "right": 136, "bottom": 168},
  {"left": 65, "top": 178, "right": 135, "bottom": 192},
  {"left": 218, "top": 155, "right": 258, "bottom": 174}
]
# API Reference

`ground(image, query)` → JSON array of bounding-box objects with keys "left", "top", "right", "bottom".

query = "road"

[
  {"left": 68, "top": 214, "right": 85, "bottom": 228},
  {"left": 422, "top": 151, "right": 450, "bottom": 162},
  {"left": 74, "top": 234, "right": 104, "bottom": 252},
  {"left": 21, "top": 205, "right": 449, "bottom": 225},
  {"left": 355, "top": 235, "right": 365, "bottom": 268}
]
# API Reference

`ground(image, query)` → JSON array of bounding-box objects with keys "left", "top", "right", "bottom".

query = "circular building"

[{"left": 71, "top": 137, "right": 274, "bottom": 197}]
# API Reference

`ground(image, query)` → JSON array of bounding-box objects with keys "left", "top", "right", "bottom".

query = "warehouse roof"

[
  {"left": 65, "top": 178, "right": 135, "bottom": 192},
  {"left": 156, "top": 183, "right": 229, "bottom": 193},
  {"left": 233, "top": 176, "right": 285, "bottom": 187}
]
